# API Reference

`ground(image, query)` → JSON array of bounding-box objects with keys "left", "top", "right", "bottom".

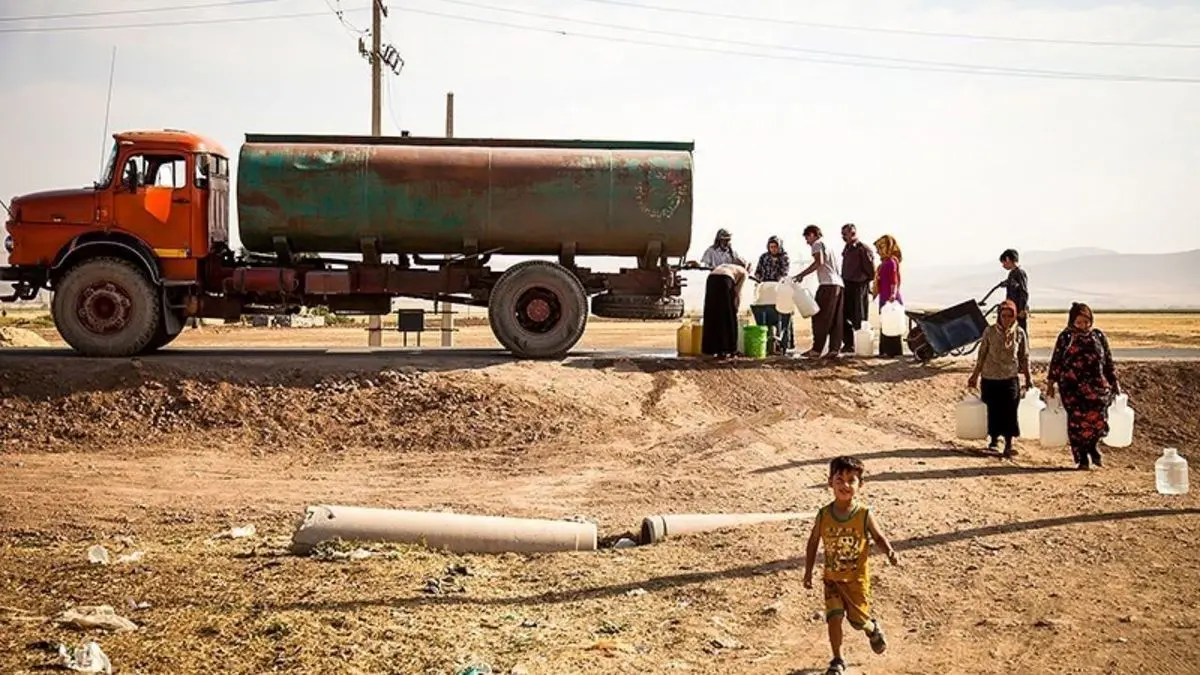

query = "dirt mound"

[
  {"left": 0, "top": 361, "right": 593, "bottom": 453},
  {"left": 0, "top": 327, "right": 48, "bottom": 347},
  {"left": 1119, "top": 362, "right": 1200, "bottom": 451}
]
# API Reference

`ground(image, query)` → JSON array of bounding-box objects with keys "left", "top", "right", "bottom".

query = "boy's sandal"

[
  {"left": 869, "top": 621, "right": 888, "bottom": 654},
  {"left": 825, "top": 659, "right": 847, "bottom": 674}
]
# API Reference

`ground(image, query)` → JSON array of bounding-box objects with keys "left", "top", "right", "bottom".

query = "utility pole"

[
  {"left": 355, "top": 2, "right": 402, "bottom": 347},
  {"left": 441, "top": 91, "right": 455, "bottom": 347},
  {"left": 365, "top": 0, "right": 385, "bottom": 347}
]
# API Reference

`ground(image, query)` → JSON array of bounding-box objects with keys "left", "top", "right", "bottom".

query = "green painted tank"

[{"left": 235, "top": 134, "right": 694, "bottom": 258}]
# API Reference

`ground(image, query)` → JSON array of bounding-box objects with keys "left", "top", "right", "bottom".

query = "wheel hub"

[
  {"left": 77, "top": 282, "right": 133, "bottom": 335},
  {"left": 515, "top": 287, "right": 562, "bottom": 333}
]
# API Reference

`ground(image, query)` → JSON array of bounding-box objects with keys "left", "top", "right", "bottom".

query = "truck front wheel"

[
  {"left": 52, "top": 257, "right": 162, "bottom": 357},
  {"left": 488, "top": 260, "right": 588, "bottom": 359}
]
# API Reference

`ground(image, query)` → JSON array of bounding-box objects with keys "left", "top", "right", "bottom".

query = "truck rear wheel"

[
  {"left": 488, "top": 260, "right": 588, "bottom": 359},
  {"left": 52, "top": 257, "right": 162, "bottom": 357},
  {"left": 591, "top": 293, "right": 685, "bottom": 320}
]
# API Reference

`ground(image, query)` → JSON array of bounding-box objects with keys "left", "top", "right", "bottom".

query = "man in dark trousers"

[
  {"left": 999, "top": 249, "right": 1030, "bottom": 334},
  {"left": 840, "top": 224, "right": 876, "bottom": 353}
]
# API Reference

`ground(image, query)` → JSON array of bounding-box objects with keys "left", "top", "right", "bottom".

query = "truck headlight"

[{"left": 2, "top": 234, "right": 11, "bottom": 253}]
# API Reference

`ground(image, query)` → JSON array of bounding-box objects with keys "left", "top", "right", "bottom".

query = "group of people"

[
  {"left": 697, "top": 233, "right": 1124, "bottom": 472},
  {"left": 695, "top": 224, "right": 905, "bottom": 359},
  {"left": 965, "top": 248, "right": 1122, "bottom": 469}
]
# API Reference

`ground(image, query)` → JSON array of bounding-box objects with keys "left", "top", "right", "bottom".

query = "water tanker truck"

[{"left": 1, "top": 130, "right": 694, "bottom": 358}]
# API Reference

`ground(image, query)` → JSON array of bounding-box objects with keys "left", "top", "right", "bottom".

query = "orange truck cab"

[{"left": 2, "top": 130, "right": 230, "bottom": 355}]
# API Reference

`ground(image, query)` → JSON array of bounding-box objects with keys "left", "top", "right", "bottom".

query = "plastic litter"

[
  {"left": 212, "top": 525, "right": 256, "bottom": 540},
  {"left": 86, "top": 545, "right": 110, "bottom": 566},
  {"left": 57, "top": 641, "right": 112, "bottom": 673},
  {"left": 55, "top": 605, "right": 138, "bottom": 633}
]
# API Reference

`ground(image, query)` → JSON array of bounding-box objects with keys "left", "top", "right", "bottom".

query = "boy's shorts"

[{"left": 824, "top": 579, "right": 871, "bottom": 629}]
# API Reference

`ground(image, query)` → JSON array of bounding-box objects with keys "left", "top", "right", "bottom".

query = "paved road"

[{"left": 2, "top": 346, "right": 1198, "bottom": 364}]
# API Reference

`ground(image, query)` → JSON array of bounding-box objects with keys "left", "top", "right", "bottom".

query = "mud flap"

[{"left": 161, "top": 287, "right": 184, "bottom": 337}]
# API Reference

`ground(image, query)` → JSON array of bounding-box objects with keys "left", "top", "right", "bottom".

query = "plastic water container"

[
  {"left": 736, "top": 318, "right": 748, "bottom": 354},
  {"left": 794, "top": 285, "right": 820, "bottom": 318},
  {"left": 774, "top": 279, "right": 797, "bottom": 315},
  {"left": 1018, "top": 387, "right": 1046, "bottom": 440},
  {"left": 754, "top": 281, "right": 779, "bottom": 306},
  {"left": 743, "top": 325, "right": 768, "bottom": 359},
  {"left": 956, "top": 392, "right": 988, "bottom": 440},
  {"left": 880, "top": 301, "right": 906, "bottom": 338},
  {"left": 1155, "top": 448, "right": 1189, "bottom": 495},
  {"left": 1039, "top": 396, "right": 1069, "bottom": 448},
  {"left": 1102, "top": 394, "right": 1135, "bottom": 448},
  {"left": 690, "top": 321, "right": 704, "bottom": 355},
  {"left": 854, "top": 321, "right": 874, "bottom": 357},
  {"left": 676, "top": 322, "right": 695, "bottom": 357}
]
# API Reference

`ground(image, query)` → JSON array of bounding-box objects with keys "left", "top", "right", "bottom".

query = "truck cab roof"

[{"left": 115, "top": 129, "right": 228, "bottom": 157}]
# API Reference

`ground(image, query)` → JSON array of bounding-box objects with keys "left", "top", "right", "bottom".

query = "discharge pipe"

[
  {"left": 291, "top": 505, "right": 598, "bottom": 555},
  {"left": 640, "top": 512, "right": 815, "bottom": 545}
]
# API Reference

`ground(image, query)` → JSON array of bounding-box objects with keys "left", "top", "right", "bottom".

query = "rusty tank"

[{"left": 236, "top": 134, "right": 694, "bottom": 258}]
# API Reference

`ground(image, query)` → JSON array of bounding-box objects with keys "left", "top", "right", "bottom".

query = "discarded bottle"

[{"left": 1155, "top": 448, "right": 1189, "bottom": 495}]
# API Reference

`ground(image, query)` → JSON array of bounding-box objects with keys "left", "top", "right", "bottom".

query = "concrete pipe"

[
  {"left": 640, "top": 512, "right": 815, "bottom": 545},
  {"left": 290, "top": 505, "right": 598, "bottom": 555}
]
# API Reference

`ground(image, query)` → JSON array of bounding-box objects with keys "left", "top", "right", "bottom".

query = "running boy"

[{"left": 803, "top": 456, "right": 899, "bottom": 675}]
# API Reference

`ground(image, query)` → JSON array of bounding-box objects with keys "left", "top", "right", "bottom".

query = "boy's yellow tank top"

[{"left": 818, "top": 502, "right": 871, "bottom": 583}]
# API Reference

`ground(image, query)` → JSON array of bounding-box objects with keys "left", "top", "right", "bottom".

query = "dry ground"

[
  {"left": 0, "top": 343, "right": 1198, "bottom": 674},
  {"left": 3, "top": 308, "right": 1200, "bottom": 351}
]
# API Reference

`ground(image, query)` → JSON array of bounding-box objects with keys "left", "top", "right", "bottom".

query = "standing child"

[{"left": 803, "top": 456, "right": 900, "bottom": 675}]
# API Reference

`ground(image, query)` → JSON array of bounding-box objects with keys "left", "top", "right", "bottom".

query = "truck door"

[{"left": 111, "top": 152, "right": 194, "bottom": 259}]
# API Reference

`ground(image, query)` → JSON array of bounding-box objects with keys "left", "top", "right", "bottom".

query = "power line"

[
  {"left": 323, "top": 0, "right": 368, "bottom": 36},
  {"left": 0, "top": 0, "right": 284, "bottom": 23},
  {"left": 570, "top": 0, "right": 1200, "bottom": 50},
  {"left": 397, "top": 5, "right": 1200, "bottom": 84},
  {"left": 433, "top": 0, "right": 1198, "bottom": 84},
  {"left": 0, "top": 6, "right": 369, "bottom": 34}
]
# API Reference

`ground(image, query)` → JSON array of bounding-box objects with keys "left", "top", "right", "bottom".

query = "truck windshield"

[{"left": 96, "top": 142, "right": 119, "bottom": 189}]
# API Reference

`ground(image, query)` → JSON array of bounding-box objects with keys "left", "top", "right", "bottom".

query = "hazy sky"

[{"left": 2, "top": 0, "right": 1198, "bottom": 273}]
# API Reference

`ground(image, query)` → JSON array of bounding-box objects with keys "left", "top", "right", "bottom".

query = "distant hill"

[{"left": 903, "top": 249, "right": 1200, "bottom": 310}]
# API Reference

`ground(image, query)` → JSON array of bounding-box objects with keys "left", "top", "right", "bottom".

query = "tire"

[
  {"left": 52, "top": 257, "right": 162, "bottom": 357},
  {"left": 139, "top": 312, "right": 184, "bottom": 354},
  {"left": 488, "top": 260, "right": 588, "bottom": 359},
  {"left": 591, "top": 293, "right": 685, "bottom": 320}
]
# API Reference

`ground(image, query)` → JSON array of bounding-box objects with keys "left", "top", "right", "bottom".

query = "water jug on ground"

[
  {"left": 1018, "top": 387, "right": 1046, "bottom": 440},
  {"left": 690, "top": 322, "right": 704, "bottom": 355},
  {"left": 1155, "top": 448, "right": 1189, "bottom": 495},
  {"left": 1039, "top": 396, "right": 1069, "bottom": 448},
  {"left": 774, "top": 279, "right": 797, "bottom": 315},
  {"left": 854, "top": 321, "right": 874, "bottom": 357},
  {"left": 676, "top": 322, "right": 695, "bottom": 357},
  {"left": 755, "top": 281, "right": 778, "bottom": 306},
  {"left": 1102, "top": 394, "right": 1135, "bottom": 448},
  {"left": 743, "top": 325, "right": 769, "bottom": 359},
  {"left": 880, "top": 302, "right": 906, "bottom": 338},
  {"left": 956, "top": 392, "right": 988, "bottom": 440},
  {"left": 736, "top": 318, "right": 748, "bottom": 355}
]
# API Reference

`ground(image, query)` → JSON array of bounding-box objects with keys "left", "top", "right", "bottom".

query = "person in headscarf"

[
  {"left": 871, "top": 235, "right": 904, "bottom": 357},
  {"left": 968, "top": 300, "right": 1032, "bottom": 457},
  {"left": 701, "top": 261, "right": 748, "bottom": 358},
  {"left": 699, "top": 228, "right": 749, "bottom": 269},
  {"left": 751, "top": 235, "right": 794, "bottom": 353},
  {"left": 1047, "top": 302, "right": 1121, "bottom": 469}
]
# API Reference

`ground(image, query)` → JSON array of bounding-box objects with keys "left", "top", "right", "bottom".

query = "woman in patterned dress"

[
  {"left": 1046, "top": 302, "right": 1121, "bottom": 469},
  {"left": 751, "top": 235, "right": 794, "bottom": 354}
]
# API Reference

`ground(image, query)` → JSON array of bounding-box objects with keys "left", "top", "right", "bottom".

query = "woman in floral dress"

[{"left": 1047, "top": 302, "right": 1121, "bottom": 469}]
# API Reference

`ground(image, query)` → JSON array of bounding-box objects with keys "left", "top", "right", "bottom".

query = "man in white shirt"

[{"left": 794, "top": 224, "right": 845, "bottom": 358}]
